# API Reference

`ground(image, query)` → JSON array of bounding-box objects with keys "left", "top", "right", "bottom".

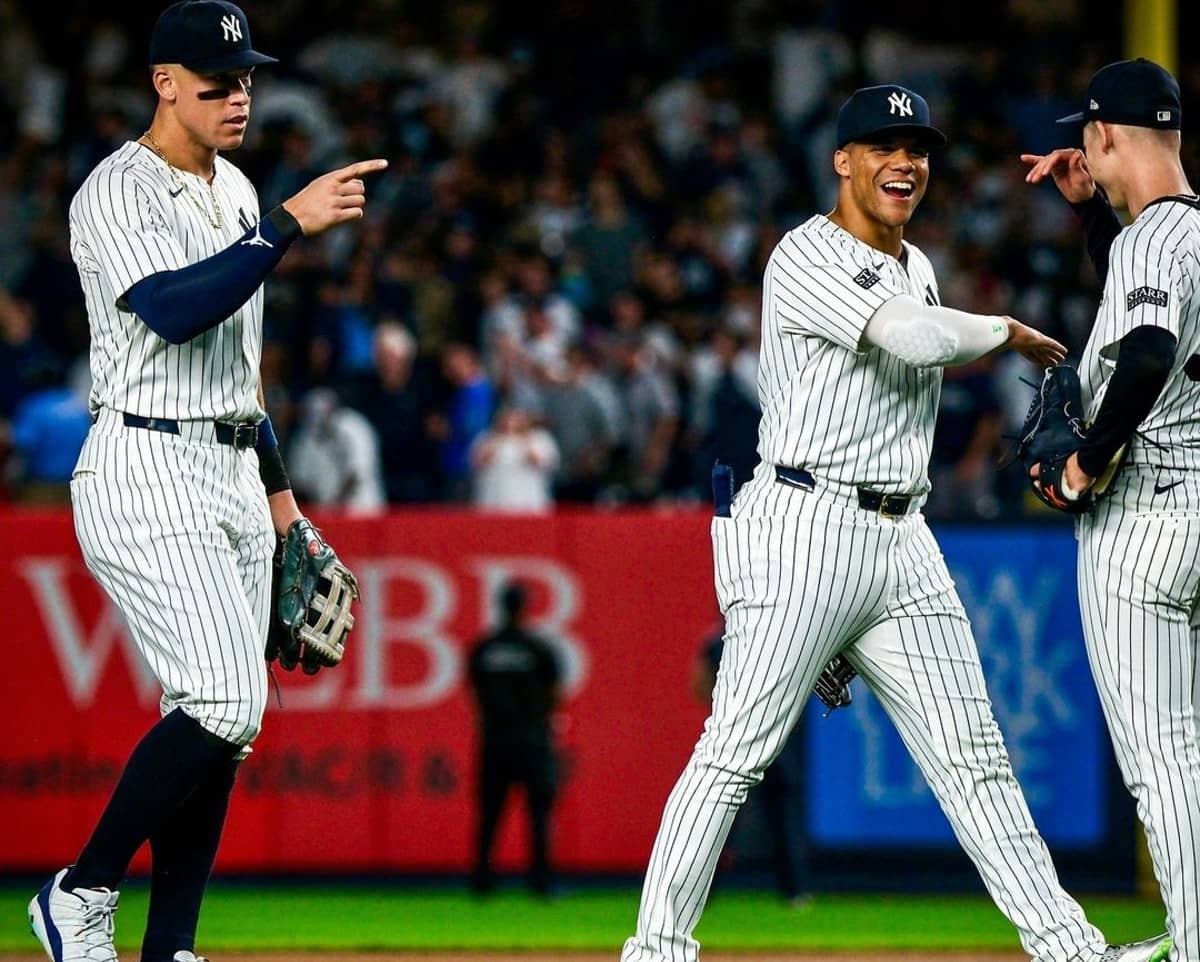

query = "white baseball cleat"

[
  {"left": 1098, "top": 935, "right": 1173, "bottom": 962},
  {"left": 28, "top": 868, "right": 119, "bottom": 962},
  {"left": 173, "top": 953, "right": 210, "bottom": 962}
]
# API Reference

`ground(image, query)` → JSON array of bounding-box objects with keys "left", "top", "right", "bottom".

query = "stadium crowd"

[{"left": 1, "top": 0, "right": 1194, "bottom": 518}]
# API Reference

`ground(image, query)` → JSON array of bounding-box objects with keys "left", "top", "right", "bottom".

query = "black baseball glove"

[
  {"left": 813, "top": 654, "right": 857, "bottom": 716},
  {"left": 1014, "top": 365, "right": 1093, "bottom": 514},
  {"left": 265, "top": 518, "right": 359, "bottom": 675}
]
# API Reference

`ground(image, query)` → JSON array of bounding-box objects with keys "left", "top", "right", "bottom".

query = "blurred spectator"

[
  {"left": 470, "top": 406, "right": 560, "bottom": 513},
  {"left": 571, "top": 172, "right": 646, "bottom": 311},
  {"left": 612, "top": 330, "right": 680, "bottom": 501},
  {"left": 538, "top": 345, "right": 617, "bottom": 503},
  {"left": 690, "top": 324, "right": 760, "bottom": 492},
  {"left": 6, "top": 359, "right": 90, "bottom": 503},
  {"left": 346, "top": 322, "right": 442, "bottom": 503},
  {"left": 0, "top": 291, "right": 56, "bottom": 419},
  {"left": 468, "top": 580, "right": 562, "bottom": 896},
  {"left": 434, "top": 342, "right": 496, "bottom": 499},
  {"left": 287, "top": 388, "right": 386, "bottom": 516}
]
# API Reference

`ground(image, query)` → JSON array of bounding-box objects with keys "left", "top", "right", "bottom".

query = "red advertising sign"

[{"left": 5, "top": 508, "right": 716, "bottom": 873}]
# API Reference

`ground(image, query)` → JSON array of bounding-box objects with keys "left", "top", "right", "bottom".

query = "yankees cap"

[
  {"left": 149, "top": 0, "right": 278, "bottom": 73},
  {"left": 836, "top": 85, "right": 947, "bottom": 149},
  {"left": 1057, "top": 58, "right": 1181, "bottom": 129}
]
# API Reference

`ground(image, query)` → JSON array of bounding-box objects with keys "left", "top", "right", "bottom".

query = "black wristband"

[
  {"left": 266, "top": 205, "right": 303, "bottom": 241},
  {"left": 258, "top": 444, "right": 292, "bottom": 496}
]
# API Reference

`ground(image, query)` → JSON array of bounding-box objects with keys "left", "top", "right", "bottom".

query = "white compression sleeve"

[{"left": 863, "top": 294, "right": 1010, "bottom": 368}]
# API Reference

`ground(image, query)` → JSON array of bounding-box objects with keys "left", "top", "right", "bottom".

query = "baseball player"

[
  {"left": 620, "top": 84, "right": 1169, "bottom": 962},
  {"left": 1022, "top": 59, "right": 1200, "bottom": 962},
  {"left": 27, "top": 4, "right": 383, "bottom": 962}
]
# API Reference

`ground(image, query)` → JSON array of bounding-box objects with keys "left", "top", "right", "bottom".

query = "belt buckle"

[
  {"left": 234, "top": 423, "right": 259, "bottom": 450},
  {"left": 878, "top": 495, "right": 909, "bottom": 519}
]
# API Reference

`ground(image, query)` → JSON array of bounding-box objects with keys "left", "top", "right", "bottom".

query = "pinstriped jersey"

[
  {"left": 758, "top": 214, "right": 941, "bottom": 494},
  {"left": 1081, "top": 196, "right": 1200, "bottom": 469},
  {"left": 70, "top": 140, "right": 266, "bottom": 422}
]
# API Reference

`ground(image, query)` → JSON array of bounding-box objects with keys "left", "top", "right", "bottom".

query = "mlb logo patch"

[
  {"left": 1126, "top": 286, "right": 1169, "bottom": 310},
  {"left": 853, "top": 268, "right": 881, "bottom": 290}
]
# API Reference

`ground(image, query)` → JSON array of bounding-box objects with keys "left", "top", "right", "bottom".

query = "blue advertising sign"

[{"left": 807, "top": 527, "right": 1108, "bottom": 848}]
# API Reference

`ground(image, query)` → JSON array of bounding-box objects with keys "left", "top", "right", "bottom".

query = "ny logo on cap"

[
  {"left": 221, "top": 13, "right": 242, "bottom": 43},
  {"left": 887, "top": 91, "right": 913, "bottom": 117}
]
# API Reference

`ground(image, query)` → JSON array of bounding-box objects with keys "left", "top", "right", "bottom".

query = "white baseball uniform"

[
  {"left": 68, "top": 140, "right": 274, "bottom": 748},
  {"left": 1077, "top": 197, "right": 1200, "bottom": 962},
  {"left": 622, "top": 214, "right": 1110, "bottom": 962}
]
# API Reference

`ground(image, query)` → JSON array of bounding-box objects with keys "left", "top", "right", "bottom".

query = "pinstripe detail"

[
  {"left": 622, "top": 467, "right": 1104, "bottom": 962},
  {"left": 1077, "top": 466, "right": 1200, "bottom": 962},
  {"left": 71, "top": 412, "right": 273, "bottom": 747},
  {"left": 756, "top": 216, "right": 941, "bottom": 493},
  {"left": 68, "top": 139, "right": 274, "bottom": 751},
  {"left": 70, "top": 141, "right": 265, "bottom": 423},
  {"left": 1082, "top": 200, "right": 1200, "bottom": 471}
]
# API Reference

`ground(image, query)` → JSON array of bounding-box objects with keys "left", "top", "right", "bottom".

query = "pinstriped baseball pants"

[
  {"left": 1078, "top": 466, "right": 1200, "bottom": 962},
  {"left": 622, "top": 463, "right": 1106, "bottom": 962},
  {"left": 71, "top": 408, "right": 275, "bottom": 750}
]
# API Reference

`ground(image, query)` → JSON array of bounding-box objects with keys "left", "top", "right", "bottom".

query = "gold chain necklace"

[{"left": 141, "top": 131, "right": 224, "bottom": 230}]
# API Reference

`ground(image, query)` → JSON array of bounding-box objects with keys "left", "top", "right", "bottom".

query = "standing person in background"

[
  {"left": 470, "top": 405, "right": 560, "bottom": 513},
  {"left": 27, "top": 3, "right": 375, "bottom": 961},
  {"left": 1023, "top": 58, "right": 1200, "bottom": 962},
  {"left": 468, "top": 582, "right": 563, "bottom": 896},
  {"left": 433, "top": 341, "right": 495, "bottom": 500}
]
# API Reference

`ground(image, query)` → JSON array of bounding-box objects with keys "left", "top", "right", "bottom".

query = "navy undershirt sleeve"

[
  {"left": 1076, "top": 325, "right": 1177, "bottom": 477},
  {"left": 1070, "top": 186, "right": 1123, "bottom": 282},
  {"left": 123, "top": 206, "right": 302, "bottom": 345}
]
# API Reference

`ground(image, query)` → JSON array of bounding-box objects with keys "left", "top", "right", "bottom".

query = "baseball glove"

[
  {"left": 1014, "top": 365, "right": 1093, "bottom": 514},
  {"left": 266, "top": 518, "right": 359, "bottom": 675},
  {"left": 813, "top": 654, "right": 857, "bottom": 716}
]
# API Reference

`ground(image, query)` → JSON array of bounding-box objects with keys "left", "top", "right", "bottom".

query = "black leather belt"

[
  {"left": 122, "top": 412, "right": 260, "bottom": 450},
  {"left": 774, "top": 465, "right": 915, "bottom": 518}
]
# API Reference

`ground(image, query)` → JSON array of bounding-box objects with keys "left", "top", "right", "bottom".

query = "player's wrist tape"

[{"left": 122, "top": 204, "right": 302, "bottom": 345}]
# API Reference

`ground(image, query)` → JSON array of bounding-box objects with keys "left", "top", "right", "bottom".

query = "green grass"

[{"left": 1, "top": 884, "right": 1169, "bottom": 952}]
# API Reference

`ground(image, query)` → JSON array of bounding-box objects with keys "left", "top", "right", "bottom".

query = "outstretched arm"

[
  {"left": 124, "top": 159, "right": 388, "bottom": 345},
  {"left": 863, "top": 295, "right": 1065, "bottom": 369}
]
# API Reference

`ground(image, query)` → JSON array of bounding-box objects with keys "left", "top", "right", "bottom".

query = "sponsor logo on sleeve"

[{"left": 1126, "top": 286, "right": 1169, "bottom": 310}]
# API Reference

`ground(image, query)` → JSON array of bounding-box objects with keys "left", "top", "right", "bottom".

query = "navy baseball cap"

[
  {"left": 836, "top": 84, "right": 947, "bottom": 149},
  {"left": 1057, "top": 58, "right": 1181, "bottom": 129},
  {"left": 149, "top": 0, "right": 278, "bottom": 74}
]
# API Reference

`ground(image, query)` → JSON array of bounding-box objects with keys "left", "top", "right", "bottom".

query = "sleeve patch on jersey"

[
  {"left": 1126, "top": 286, "right": 1169, "bottom": 310},
  {"left": 853, "top": 268, "right": 881, "bottom": 290}
]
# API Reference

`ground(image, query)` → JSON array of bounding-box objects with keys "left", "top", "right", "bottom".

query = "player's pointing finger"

[{"left": 336, "top": 159, "right": 388, "bottom": 181}]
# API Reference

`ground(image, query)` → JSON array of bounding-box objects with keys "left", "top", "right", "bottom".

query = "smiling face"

[
  {"left": 153, "top": 64, "right": 253, "bottom": 151},
  {"left": 833, "top": 137, "right": 930, "bottom": 229}
]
